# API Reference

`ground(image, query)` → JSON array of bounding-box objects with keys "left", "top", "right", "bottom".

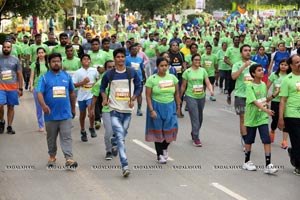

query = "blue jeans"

[
  {"left": 33, "top": 89, "right": 44, "bottom": 128},
  {"left": 110, "top": 110, "right": 132, "bottom": 168}
]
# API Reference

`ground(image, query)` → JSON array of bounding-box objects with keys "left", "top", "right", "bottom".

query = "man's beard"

[{"left": 2, "top": 50, "right": 10, "bottom": 56}]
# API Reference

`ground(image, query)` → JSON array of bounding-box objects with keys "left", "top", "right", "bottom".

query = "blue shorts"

[
  {"left": 245, "top": 124, "right": 271, "bottom": 144},
  {"left": 0, "top": 90, "right": 19, "bottom": 106},
  {"left": 78, "top": 99, "right": 92, "bottom": 111}
]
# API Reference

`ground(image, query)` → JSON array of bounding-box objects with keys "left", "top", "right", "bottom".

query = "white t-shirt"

[{"left": 73, "top": 67, "right": 99, "bottom": 101}]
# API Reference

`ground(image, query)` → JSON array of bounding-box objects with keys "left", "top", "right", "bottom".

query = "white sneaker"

[
  {"left": 242, "top": 161, "right": 257, "bottom": 171},
  {"left": 163, "top": 149, "right": 168, "bottom": 160},
  {"left": 264, "top": 163, "right": 278, "bottom": 174},
  {"left": 158, "top": 155, "right": 167, "bottom": 164}
]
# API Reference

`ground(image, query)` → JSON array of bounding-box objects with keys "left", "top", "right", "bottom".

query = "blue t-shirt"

[
  {"left": 251, "top": 54, "right": 269, "bottom": 75},
  {"left": 273, "top": 51, "right": 289, "bottom": 72},
  {"left": 125, "top": 55, "right": 144, "bottom": 82},
  {"left": 37, "top": 70, "right": 74, "bottom": 121}
]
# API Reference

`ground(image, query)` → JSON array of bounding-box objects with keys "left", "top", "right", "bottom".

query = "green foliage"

[{"left": 0, "top": 33, "right": 7, "bottom": 44}]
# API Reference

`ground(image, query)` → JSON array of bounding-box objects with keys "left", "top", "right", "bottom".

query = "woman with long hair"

[{"left": 29, "top": 47, "right": 49, "bottom": 132}]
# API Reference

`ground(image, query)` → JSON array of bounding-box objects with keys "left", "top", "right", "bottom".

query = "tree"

[{"left": 124, "top": 0, "right": 186, "bottom": 19}]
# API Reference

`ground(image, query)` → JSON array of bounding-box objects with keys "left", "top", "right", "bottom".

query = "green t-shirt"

[
  {"left": 212, "top": 45, "right": 221, "bottom": 55},
  {"left": 145, "top": 73, "right": 178, "bottom": 104},
  {"left": 279, "top": 73, "right": 300, "bottom": 118},
  {"left": 117, "top": 32, "right": 126, "bottom": 42},
  {"left": 91, "top": 79, "right": 110, "bottom": 113},
  {"left": 52, "top": 45, "right": 78, "bottom": 58},
  {"left": 284, "top": 36, "right": 293, "bottom": 47},
  {"left": 142, "top": 40, "right": 158, "bottom": 58},
  {"left": 182, "top": 67, "right": 208, "bottom": 99},
  {"left": 30, "top": 62, "right": 48, "bottom": 88},
  {"left": 225, "top": 46, "right": 241, "bottom": 65},
  {"left": 62, "top": 57, "right": 81, "bottom": 77},
  {"left": 27, "top": 44, "right": 50, "bottom": 63},
  {"left": 89, "top": 50, "right": 113, "bottom": 68},
  {"left": 245, "top": 82, "right": 269, "bottom": 127},
  {"left": 262, "top": 41, "right": 272, "bottom": 53},
  {"left": 217, "top": 49, "right": 231, "bottom": 70},
  {"left": 185, "top": 54, "right": 192, "bottom": 66},
  {"left": 232, "top": 60, "right": 255, "bottom": 98},
  {"left": 157, "top": 45, "right": 169, "bottom": 54},
  {"left": 201, "top": 53, "right": 217, "bottom": 77},
  {"left": 268, "top": 72, "right": 287, "bottom": 102}
]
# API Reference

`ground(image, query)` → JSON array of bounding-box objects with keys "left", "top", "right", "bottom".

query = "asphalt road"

[{"left": 0, "top": 89, "right": 299, "bottom": 200}]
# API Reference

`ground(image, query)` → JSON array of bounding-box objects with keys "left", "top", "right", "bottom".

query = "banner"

[
  {"left": 195, "top": 0, "right": 205, "bottom": 9},
  {"left": 259, "top": 10, "right": 276, "bottom": 17},
  {"left": 246, "top": 4, "right": 298, "bottom": 11}
]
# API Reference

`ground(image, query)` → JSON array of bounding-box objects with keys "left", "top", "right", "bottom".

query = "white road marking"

[
  {"left": 132, "top": 139, "right": 174, "bottom": 161},
  {"left": 211, "top": 182, "right": 247, "bottom": 200}
]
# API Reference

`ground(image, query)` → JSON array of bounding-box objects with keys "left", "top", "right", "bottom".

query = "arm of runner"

[
  {"left": 69, "top": 90, "right": 76, "bottom": 118},
  {"left": 231, "top": 61, "right": 251, "bottom": 80},
  {"left": 174, "top": 83, "right": 181, "bottom": 116},
  {"left": 145, "top": 86, "right": 156, "bottom": 119},
  {"left": 180, "top": 79, "right": 187, "bottom": 98},
  {"left": 17, "top": 69, "right": 23, "bottom": 97},
  {"left": 278, "top": 96, "right": 287, "bottom": 130},
  {"left": 204, "top": 77, "right": 214, "bottom": 96},
  {"left": 29, "top": 69, "right": 35, "bottom": 92},
  {"left": 224, "top": 56, "right": 232, "bottom": 67}
]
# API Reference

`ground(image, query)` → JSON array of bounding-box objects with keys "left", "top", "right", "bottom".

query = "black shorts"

[
  {"left": 245, "top": 124, "right": 271, "bottom": 144},
  {"left": 234, "top": 96, "right": 246, "bottom": 115}
]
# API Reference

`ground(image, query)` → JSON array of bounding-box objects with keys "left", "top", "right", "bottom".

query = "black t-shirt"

[{"left": 168, "top": 51, "right": 185, "bottom": 74}]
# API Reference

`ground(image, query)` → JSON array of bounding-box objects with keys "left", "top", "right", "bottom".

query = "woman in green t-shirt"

[
  {"left": 145, "top": 57, "right": 181, "bottom": 164},
  {"left": 29, "top": 47, "right": 49, "bottom": 132},
  {"left": 180, "top": 54, "right": 214, "bottom": 147},
  {"left": 267, "top": 58, "right": 291, "bottom": 149}
]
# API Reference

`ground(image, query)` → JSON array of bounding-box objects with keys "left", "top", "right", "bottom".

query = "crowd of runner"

[{"left": 0, "top": 14, "right": 300, "bottom": 177}]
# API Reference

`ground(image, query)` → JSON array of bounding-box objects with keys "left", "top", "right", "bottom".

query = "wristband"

[{"left": 271, "top": 95, "right": 275, "bottom": 98}]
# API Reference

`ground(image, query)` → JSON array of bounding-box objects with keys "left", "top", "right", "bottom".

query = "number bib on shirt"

[
  {"left": 131, "top": 62, "right": 140, "bottom": 71},
  {"left": 275, "top": 83, "right": 280, "bottom": 92},
  {"left": 115, "top": 88, "right": 130, "bottom": 100},
  {"left": 257, "top": 97, "right": 268, "bottom": 108},
  {"left": 296, "top": 81, "right": 300, "bottom": 94},
  {"left": 244, "top": 74, "right": 253, "bottom": 83},
  {"left": 53, "top": 86, "right": 66, "bottom": 98},
  {"left": 83, "top": 83, "right": 93, "bottom": 90},
  {"left": 1, "top": 70, "right": 12, "bottom": 80},
  {"left": 193, "top": 84, "right": 204, "bottom": 94},
  {"left": 204, "top": 61, "right": 212, "bottom": 68},
  {"left": 159, "top": 80, "right": 174, "bottom": 90},
  {"left": 174, "top": 65, "right": 182, "bottom": 73}
]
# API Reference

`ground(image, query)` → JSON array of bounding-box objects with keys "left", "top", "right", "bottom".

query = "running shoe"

[
  {"left": 293, "top": 168, "right": 300, "bottom": 176},
  {"left": 89, "top": 127, "right": 97, "bottom": 138},
  {"left": 270, "top": 130, "right": 275, "bottom": 143},
  {"left": 0, "top": 120, "right": 5, "bottom": 134},
  {"left": 95, "top": 121, "right": 101, "bottom": 130},
  {"left": 122, "top": 166, "right": 130, "bottom": 177},
  {"left": 264, "top": 163, "right": 278, "bottom": 174},
  {"left": 281, "top": 141, "right": 288, "bottom": 149},
  {"left": 136, "top": 109, "right": 143, "bottom": 116},
  {"left": 81, "top": 130, "right": 88, "bottom": 142},
  {"left": 7, "top": 126, "right": 15, "bottom": 134},
  {"left": 47, "top": 157, "right": 56, "bottom": 168},
  {"left": 193, "top": 139, "right": 202, "bottom": 147},
  {"left": 242, "top": 161, "right": 257, "bottom": 171},
  {"left": 226, "top": 96, "right": 231, "bottom": 105},
  {"left": 105, "top": 152, "right": 113, "bottom": 160},
  {"left": 158, "top": 155, "right": 167, "bottom": 164},
  {"left": 65, "top": 159, "right": 78, "bottom": 168},
  {"left": 163, "top": 149, "right": 168, "bottom": 160},
  {"left": 209, "top": 96, "right": 216, "bottom": 101}
]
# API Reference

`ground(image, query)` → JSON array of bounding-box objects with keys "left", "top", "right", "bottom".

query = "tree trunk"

[
  {"left": 65, "top": 10, "right": 68, "bottom": 29},
  {"left": 33, "top": 16, "right": 38, "bottom": 35}
]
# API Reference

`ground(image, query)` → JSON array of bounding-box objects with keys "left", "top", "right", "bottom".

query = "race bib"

[
  {"left": 244, "top": 74, "right": 253, "bottom": 83},
  {"left": 257, "top": 97, "right": 268, "bottom": 108},
  {"left": 115, "top": 88, "right": 130, "bottom": 100},
  {"left": 174, "top": 65, "right": 182, "bottom": 73},
  {"left": 149, "top": 44, "right": 155, "bottom": 49},
  {"left": 83, "top": 83, "right": 93, "bottom": 90},
  {"left": 204, "top": 61, "right": 212, "bottom": 68},
  {"left": 53, "top": 86, "right": 66, "bottom": 98},
  {"left": 131, "top": 62, "right": 140, "bottom": 71},
  {"left": 192, "top": 84, "right": 204, "bottom": 94},
  {"left": 159, "top": 80, "right": 174, "bottom": 90},
  {"left": 1, "top": 70, "right": 13, "bottom": 80},
  {"left": 296, "top": 82, "right": 300, "bottom": 94}
]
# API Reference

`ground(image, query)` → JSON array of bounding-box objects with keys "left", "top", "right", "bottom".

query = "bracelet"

[
  {"left": 150, "top": 110, "right": 154, "bottom": 113},
  {"left": 271, "top": 95, "right": 275, "bottom": 98}
]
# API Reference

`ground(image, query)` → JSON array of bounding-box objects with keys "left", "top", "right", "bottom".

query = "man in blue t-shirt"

[
  {"left": 125, "top": 43, "right": 145, "bottom": 116},
  {"left": 37, "top": 53, "right": 78, "bottom": 169}
]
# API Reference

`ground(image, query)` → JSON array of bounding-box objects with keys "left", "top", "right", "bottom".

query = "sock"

[
  {"left": 245, "top": 151, "right": 251, "bottom": 163},
  {"left": 265, "top": 153, "right": 271, "bottom": 166},
  {"left": 138, "top": 104, "right": 141, "bottom": 110}
]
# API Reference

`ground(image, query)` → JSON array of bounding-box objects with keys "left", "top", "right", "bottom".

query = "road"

[{"left": 0, "top": 89, "right": 299, "bottom": 200}]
